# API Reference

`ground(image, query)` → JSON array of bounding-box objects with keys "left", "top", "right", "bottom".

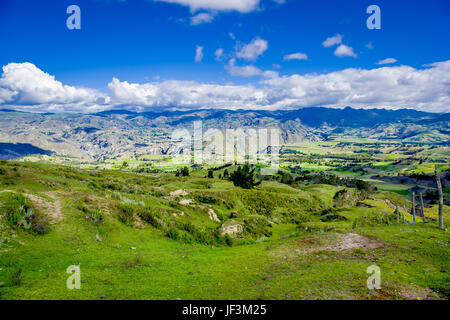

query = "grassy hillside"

[{"left": 0, "top": 160, "right": 448, "bottom": 300}]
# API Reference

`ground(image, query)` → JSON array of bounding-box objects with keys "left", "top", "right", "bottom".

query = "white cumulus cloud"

[
  {"left": 108, "top": 61, "right": 450, "bottom": 112},
  {"left": 0, "top": 62, "right": 109, "bottom": 112},
  {"left": 334, "top": 44, "right": 357, "bottom": 58},
  {"left": 322, "top": 34, "right": 342, "bottom": 47},
  {"left": 377, "top": 58, "right": 397, "bottom": 65},
  {"left": 283, "top": 53, "right": 308, "bottom": 61},
  {"left": 108, "top": 77, "right": 267, "bottom": 109},
  {"left": 215, "top": 48, "right": 224, "bottom": 61},
  {"left": 225, "top": 59, "right": 278, "bottom": 78},
  {"left": 2, "top": 61, "right": 450, "bottom": 113},
  {"left": 261, "top": 61, "right": 450, "bottom": 111},
  {"left": 235, "top": 37, "right": 268, "bottom": 62},
  {"left": 195, "top": 46, "right": 204, "bottom": 63},
  {"left": 155, "top": 0, "right": 260, "bottom": 13},
  {"left": 190, "top": 12, "right": 214, "bottom": 25}
]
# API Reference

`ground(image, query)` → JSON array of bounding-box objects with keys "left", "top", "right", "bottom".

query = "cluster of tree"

[
  {"left": 175, "top": 167, "right": 189, "bottom": 177},
  {"left": 229, "top": 164, "right": 261, "bottom": 189},
  {"left": 279, "top": 170, "right": 376, "bottom": 193},
  {"left": 305, "top": 173, "right": 376, "bottom": 192},
  {"left": 210, "top": 163, "right": 232, "bottom": 171}
]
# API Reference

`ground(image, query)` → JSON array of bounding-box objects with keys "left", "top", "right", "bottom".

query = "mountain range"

[{"left": 0, "top": 107, "right": 448, "bottom": 160}]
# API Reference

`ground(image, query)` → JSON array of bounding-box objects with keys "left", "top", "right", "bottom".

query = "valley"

[{"left": 0, "top": 115, "right": 448, "bottom": 299}]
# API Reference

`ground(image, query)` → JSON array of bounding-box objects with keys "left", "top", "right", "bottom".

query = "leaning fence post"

[
  {"left": 411, "top": 192, "right": 416, "bottom": 224},
  {"left": 419, "top": 192, "right": 425, "bottom": 223},
  {"left": 396, "top": 204, "right": 399, "bottom": 225},
  {"left": 435, "top": 169, "right": 444, "bottom": 230}
]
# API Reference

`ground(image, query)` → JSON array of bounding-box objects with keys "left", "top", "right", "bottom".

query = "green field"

[{"left": 0, "top": 156, "right": 448, "bottom": 300}]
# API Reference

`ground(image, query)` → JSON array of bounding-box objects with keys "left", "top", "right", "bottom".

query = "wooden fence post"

[
  {"left": 419, "top": 192, "right": 425, "bottom": 223},
  {"left": 435, "top": 170, "right": 444, "bottom": 230},
  {"left": 396, "top": 204, "right": 399, "bottom": 225}
]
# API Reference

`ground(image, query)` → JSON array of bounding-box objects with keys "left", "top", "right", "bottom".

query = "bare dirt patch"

[
  {"left": 398, "top": 285, "right": 443, "bottom": 300},
  {"left": 272, "top": 232, "right": 385, "bottom": 259},
  {"left": 25, "top": 193, "right": 62, "bottom": 223},
  {"left": 295, "top": 233, "right": 384, "bottom": 254}
]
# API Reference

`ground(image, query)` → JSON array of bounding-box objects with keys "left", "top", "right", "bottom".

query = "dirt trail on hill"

[
  {"left": 326, "top": 233, "right": 383, "bottom": 252},
  {"left": 272, "top": 232, "right": 385, "bottom": 260},
  {"left": 25, "top": 192, "right": 62, "bottom": 223},
  {"left": 297, "top": 233, "right": 384, "bottom": 254}
]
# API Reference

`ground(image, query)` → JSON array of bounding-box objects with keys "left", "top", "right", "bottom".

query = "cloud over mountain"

[
  {"left": 1, "top": 61, "right": 450, "bottom": 113},
  {"left": 0, "top": 62, "right": 109, "bottom": 112}
]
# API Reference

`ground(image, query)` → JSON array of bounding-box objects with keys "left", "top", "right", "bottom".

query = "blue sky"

[{"left": 0, "top": 0, "right": 449, "bottom": 112}]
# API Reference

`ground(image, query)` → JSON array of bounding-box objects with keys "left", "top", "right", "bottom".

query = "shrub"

[
  {"left": 117, "top": 202, "right": 135, "bottom": 225},
  {"left": 0, "top": 167, "right": 6, "bottom": 175},
  {"left": 243, "top": 192, "right": 275, "bottom": 216},
  {"left": 333, "top": 189, "right": 355, "bottom": 207},
  {"left": 320, "top": 213, "right": 347, "bottom": 222},
  {"left": 87, "top": 208, "right": 104, "bottom": 224},
  {"left": 224, "top": 234, "right": 233, "bottom": 246},
  {"left": 352, "top": 210, "right": 396, "bottom": 228},
  {"left": 243, "top": 216, "right": 272, "bottom": 238},
  {"left": 166, "top": 227, "right": 180, "bottom": 240},
  {"left": 195, "top": 194, "right": 217, "bottom": 204},
  {"left": 291, "top": 212, "right": 312, "bottom": 224},
  {"left": 12, "top": 268, "right": 23, "bottom": 286},
  {"left": 281, "top": 172, "right": 294, "bottom": 184},
  {"left": 1, "top": 193, "right": 49, "bottom": 234},
  {"left": 138, "top": 208, "right": 164, "bottom": 229}
]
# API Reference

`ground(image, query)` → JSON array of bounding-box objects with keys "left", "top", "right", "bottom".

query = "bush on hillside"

[{"left": 1, "top": 193, "right": 49, "bottom": 234}]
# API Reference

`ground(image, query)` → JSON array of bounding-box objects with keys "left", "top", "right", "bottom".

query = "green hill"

[{"left": 0, "top": 161, "right": 448, "bottom": 299}]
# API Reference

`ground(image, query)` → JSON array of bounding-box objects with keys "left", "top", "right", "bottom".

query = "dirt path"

[
  {"left": 324, "top": 232, "right": 384, "bottom": 252},
  {"left": 25, "top": 192, "right": 63, "bottom": 223},
  {"left": 272, "top": 232, "right": 385, "bottom": 259},
  {"left": 291, "top": 232, "right": 385, "bottom": 255}
]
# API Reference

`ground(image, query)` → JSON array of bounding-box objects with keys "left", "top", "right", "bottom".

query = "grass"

[{"left": 0, "top": 158, "right": 448, "bottom": 300}]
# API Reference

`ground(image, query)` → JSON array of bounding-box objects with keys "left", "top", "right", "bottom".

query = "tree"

[
  {"left": 223, "top": 169, "right": 229, "bottom": 179},
  {"left": 176, "top": 166, "right": 190, "bottom": 177},
  {"left": 121, "top": 161, "right": 129, "bottom": 169},
  {"left": 281, "top": 172, "right": 294, "bottom": 184},
  {"left": 435, "top": 170, "right": 444, "bottom": 229},
  {"left": 229, "top": 164, "right": 261, "bottom": 189},
  {"left": 208, "top": 170, "right": 214, "bottom": 179}
]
